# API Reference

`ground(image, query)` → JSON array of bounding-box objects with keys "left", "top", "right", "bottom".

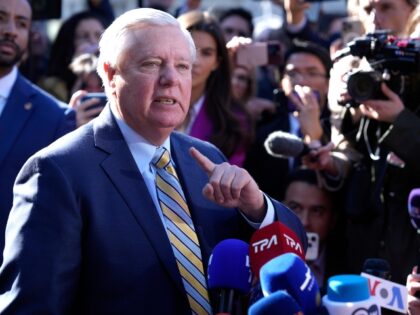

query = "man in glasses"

[{"left": 245, "top": 40, "right": 332, "bottom": 201}]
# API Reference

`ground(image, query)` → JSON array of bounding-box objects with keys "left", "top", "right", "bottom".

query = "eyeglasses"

[
  {"left": 222, "top": 27, "right": 249, "bottom": 38},
  {"left": 284, "top": 70, "right": 328, "bottom": 80}
]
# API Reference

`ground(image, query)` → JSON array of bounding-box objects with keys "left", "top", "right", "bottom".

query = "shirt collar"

[
  {"left": 110, "top": 101, "right": 171, "bottom": 173},
  {"left": 190, "top": 94, "right": 205, "bottom": 117},
  {"left": 0, "top": 66, "right": 18, "bottom": 99}
]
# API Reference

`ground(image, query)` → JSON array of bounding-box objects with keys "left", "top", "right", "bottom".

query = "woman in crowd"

[
  {"left": 177, "top": 10, "right": 253, "bottom": 166},
  {"left": 231, "top": 65, "right": 256, "bottom": 108},
  {"left": 40, "top": 11, "right": 106, "bottom": 102}
]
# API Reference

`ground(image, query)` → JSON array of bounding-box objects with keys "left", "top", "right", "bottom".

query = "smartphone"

[
  {"left": 80, "top": 92, "right": 108, "bottom": 111},
  {"left": 305, "top": 232, "right": 320, "bottom": 261},
  {"left": 237, "top": 42, "right": 267, "bottom": 67},
  {"left": 341, "top": 17, "right": 364, "bottom": 44},
  {"left": 236, "top": 41, "right": 282, "bottom": 67}
]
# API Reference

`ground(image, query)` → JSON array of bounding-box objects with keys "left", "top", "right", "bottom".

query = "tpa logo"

[
  {"left": 283, "top": 233, "right": 303, "bottom": 255},
  {"left": 252, "top": 235, "right": 278, "bottom": 253}
]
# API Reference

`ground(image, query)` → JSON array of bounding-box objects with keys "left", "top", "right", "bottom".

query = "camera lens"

[{"left": 347, "top": 71, "right": 382, "bottom": 102}]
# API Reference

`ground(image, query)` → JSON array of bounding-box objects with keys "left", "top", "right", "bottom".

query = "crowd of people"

[{"left": 0, "top": 0, "right": 419, "bottom": 313}]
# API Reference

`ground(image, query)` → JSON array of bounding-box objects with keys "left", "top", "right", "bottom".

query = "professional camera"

[{"left": 334, "top": 31, "right": 420, "bottom": 106}]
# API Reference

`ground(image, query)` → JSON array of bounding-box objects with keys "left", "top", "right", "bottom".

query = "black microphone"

[
  {"left": 362, "top": 258, "right": 391, "bottom": 280},
  {"left": 264, "top": 131, "right": 311, "bottom": 159}
]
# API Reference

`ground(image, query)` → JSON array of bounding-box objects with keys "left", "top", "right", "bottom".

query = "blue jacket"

[
  {"left": 0, "top": 73, "right": 75, "bottom": 263},
  {"left": 0, "top": 105, "right": 305, "bottom": 314}
]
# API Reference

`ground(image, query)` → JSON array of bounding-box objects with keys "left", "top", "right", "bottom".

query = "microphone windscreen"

[
  {"left": 249, "top": 221, "right": 305, "bottom": 277},
  {"left": 322, "top": 274, "right": 380, "bottom": 315},
  {"left": 362, "top": 258, "right": 391, "bottom": 280},
  {"left": 408, "top": 188, "right": 420, "bottom": 230},
  {"left": 264, "top": 131, "right": 305, "bottom": 159},
  {"left": 207, "top": 239, "right": 251, "bottom": 294},
  {"left": 259, "top": 253, "right": 321, "bottom": 314},
  {"left": 248, "top": 291, "right": 302, "bottom": 315}
]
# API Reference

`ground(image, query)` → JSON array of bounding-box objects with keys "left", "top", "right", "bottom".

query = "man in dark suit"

[
  {"left": 0, "top": 8, "right": 306, "bottom": 314},
  {"left": 0, "top": 0, "right": 75, "bottom": 264}
]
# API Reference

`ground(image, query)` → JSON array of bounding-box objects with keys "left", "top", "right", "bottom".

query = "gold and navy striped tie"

[{"left": 151, "top": 147, "right": 212, "bottom": 315}]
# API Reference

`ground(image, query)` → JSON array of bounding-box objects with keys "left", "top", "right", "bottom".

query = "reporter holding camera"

[{"left": 303, "top": 36, "right": 420, "bottom": 284}]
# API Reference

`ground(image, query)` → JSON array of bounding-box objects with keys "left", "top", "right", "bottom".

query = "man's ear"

[{"left": 104, "top": 63, "right": 117, "bottom": 88}]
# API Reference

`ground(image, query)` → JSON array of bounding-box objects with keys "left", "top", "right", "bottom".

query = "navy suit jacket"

[
  {"left": 0, "top": 73, "right": 75, "bottom": 263},
  {"left": 0, "top": 105, "right": 306, "bottom": 315}
]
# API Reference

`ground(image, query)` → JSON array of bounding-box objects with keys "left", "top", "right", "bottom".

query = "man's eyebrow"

[
  {"left": 0, "top": 9, "right": 31, "bottom": 21},
  {"left": 17, "top": 15, "right": 30, "bottom": 21},
  {"left": 304, "top": 66, "right": 325, "bottom": 72}
]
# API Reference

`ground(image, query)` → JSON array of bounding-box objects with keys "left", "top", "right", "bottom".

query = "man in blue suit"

[
  {"left": 0, "top": 8, "right": 306, "bottom": 314},
  {"left": 0, "top": 0, "right": 75, "bottom": 264}
]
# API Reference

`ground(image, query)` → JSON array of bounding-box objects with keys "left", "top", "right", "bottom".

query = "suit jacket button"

[{"left": 24, "top": 102, "right": 32, "bottom": 110}]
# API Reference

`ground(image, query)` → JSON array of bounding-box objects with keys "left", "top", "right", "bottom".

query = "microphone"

[
  {"left": 248, "top": 290, "right": 303, "bottom": 315},
  {"left": 264, "top": 131, "right": 310, "bottom": 159},
  {"left": 322, "top": 274, "right": 381, "bottom": 315},
  {"left": 207, "top": 239, "right": 252, "bottom": 315},
  {"left": 362, "top": 258, "right": 391, "bottom": 280},
  {"left": 249, "top": 221, "right": 305, "bottom": 277},
  {"left": 361, "top": 258, "right": 408, "bottom": 313},
  {"left": 408, "top": 188, "right": 420, "bottom": 230},
  {"left": 259, "top": 253, "right": 321, "bottom": 315},
  {"left": 360, "top": 271, "right": 407, "bottom": 314}
]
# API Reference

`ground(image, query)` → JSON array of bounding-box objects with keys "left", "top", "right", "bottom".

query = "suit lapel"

[
  {"left": 0, "top": 74, "right": 34, "bottom": 166},
  {"left": 94, "top": 107, "right": 185, "bottom": 293}
]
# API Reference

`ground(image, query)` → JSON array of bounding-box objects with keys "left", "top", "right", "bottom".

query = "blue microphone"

[
  {"left": 322, "top": 275, "right": 380, "bottom": 315},
  {"left": 248, "top": 290, "right": 303, "bottom": 315},
  {"left": 259, "top": 253, "right": 321, "bottom": 315},
  {"left": 208, "top": 239, "right": 251, "bottom": 315}
]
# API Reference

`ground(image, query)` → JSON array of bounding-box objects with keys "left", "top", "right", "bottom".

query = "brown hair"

[{"left": 178, "top": 11, "right": 253, "bottom": 158}]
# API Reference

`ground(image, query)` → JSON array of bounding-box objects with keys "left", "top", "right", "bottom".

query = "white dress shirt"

[{"left": 0, "top": 66, "right": 18, "bottom": 117}]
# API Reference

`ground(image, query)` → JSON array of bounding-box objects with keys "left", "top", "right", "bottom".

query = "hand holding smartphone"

[
  {"left": 80, "top": 92, "right": 108, "bottom": 111},
  {"left": 236, "top": 41, "right": 282, "bottom": 67}
]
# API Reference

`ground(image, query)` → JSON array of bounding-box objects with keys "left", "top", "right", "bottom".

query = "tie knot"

[{"left": 152, "top": 147, "right": 171, "bottom": 169}]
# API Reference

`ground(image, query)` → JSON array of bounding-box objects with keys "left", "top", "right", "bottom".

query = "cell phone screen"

[
  {"left": 80, "top": 93, "right": 108, "bottom": 111},
  {"left": 236, "top": 43, "right": 268, "bottom": 67}
]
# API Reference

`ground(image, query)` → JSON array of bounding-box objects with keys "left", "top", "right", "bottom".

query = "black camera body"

[{"left": 337, "top": 31, "right": 420, "bottom": 106}]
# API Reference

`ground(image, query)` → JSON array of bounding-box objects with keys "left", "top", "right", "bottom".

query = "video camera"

[{"left": 334, "top": 30, "right": 420, "bottom": 107}]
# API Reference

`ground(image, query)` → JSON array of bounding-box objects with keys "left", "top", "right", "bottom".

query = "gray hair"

[{"left": 97, "top": 8, "right": 196, "bottom": 87}]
